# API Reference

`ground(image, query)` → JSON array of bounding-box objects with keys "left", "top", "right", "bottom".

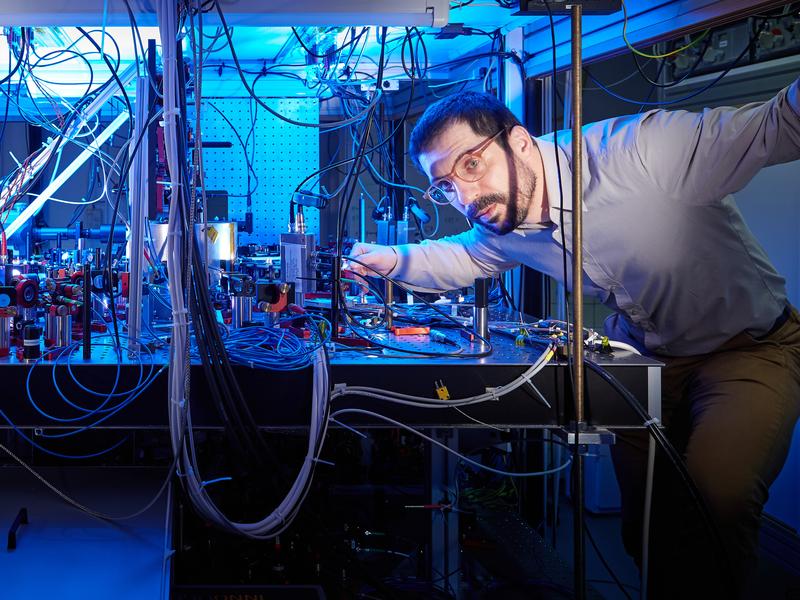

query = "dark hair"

[{"left": 408, "top": 91, "right": 523, "bottom": 173}]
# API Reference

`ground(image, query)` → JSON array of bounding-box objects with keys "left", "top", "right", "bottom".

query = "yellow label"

[{"left": 206, "top": 226, "right": 219, "bottom": 243}]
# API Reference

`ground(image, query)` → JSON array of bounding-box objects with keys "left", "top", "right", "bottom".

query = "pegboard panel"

[{"left": 191, "top": 98, "right": 319, "bottom": 246}]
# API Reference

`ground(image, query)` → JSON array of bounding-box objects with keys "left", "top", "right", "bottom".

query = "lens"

[
  {"left": 425, "top": 185, "right": 455, "bottom": 205},
  {"left": 455, "top": 154, "right": 486, "bottom": 182}
]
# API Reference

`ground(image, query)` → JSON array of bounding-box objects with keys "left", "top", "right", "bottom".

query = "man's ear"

[{"left": 507, "top": 125, "right": 533, "bottom": 156}]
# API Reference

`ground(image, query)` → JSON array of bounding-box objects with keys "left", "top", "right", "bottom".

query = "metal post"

[
  {"left": 429, "top": 429, "right": 460, "bottom": 598},
  {"left": 128, "top": 76, "right": 150, "bottom": 352},
  {"left": 384, "top": 280, "right": 394, "bottom": 329},
  {"left": 83, "top": 262, "right": 91, "bottom": 360},
  {"left": 570, "top": 5, "right": 586, "bottom": 600}
]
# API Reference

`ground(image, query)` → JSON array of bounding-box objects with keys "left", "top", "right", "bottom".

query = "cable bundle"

[
  {"left": 221, "top": 315, "right": 330, "bottom": 372},
  {"left": 160, "top": 0, "right": 335, "bottom": 539},
  {"left": 0, "top": 334, "right": 164, "bottom": 460},
  {"left": 330, "top": 342, "right": 554, "bottom": 408},
  {"left": 180, "top": 346, "right": 330, "bottom": 538}
]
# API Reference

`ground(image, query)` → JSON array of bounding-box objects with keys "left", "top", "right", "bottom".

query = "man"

[{"left": 348, "top": 85, "right": 800, "bottom": 597}]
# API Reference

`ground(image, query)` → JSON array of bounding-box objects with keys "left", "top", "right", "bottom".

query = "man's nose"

[{"left": 454, "top": 180, "right": 480, "bottom": 208}]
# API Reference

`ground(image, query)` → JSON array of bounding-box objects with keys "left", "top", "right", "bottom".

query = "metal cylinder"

[
  {"left": 93, "top": 294, "right": 106, "bottom": 322},
  {"left": 21, "top": 306, "right": 36, "bottom": 323},
  {"left": 193, "top": 222, "right": 238, "bottom": 263},
  {"left": 0, "top": 316, "right": 11, "bottom": 357},
  {"left": 45, "top": 313, "right": 73, "bottom": 348},
  {"left": 13, "top": 307, "right": 36, "bottom": 339},
  {"left": 23, "top": 325, "right": 42, "bottom": 360},
  {"left": 473, "top": 277, "right": 490, "bottom": 342},
  {"left": 263, "top": 311, "right": 279, "bottom": 327},
  {"left": 141, "top": 287, "right": 152, "bottom": 331},
  {"left": 232, "top": 295, "right": 253, "bottom": 329},
  {"left": 473, "top": 307, "right": 489, "bottom": 342}
]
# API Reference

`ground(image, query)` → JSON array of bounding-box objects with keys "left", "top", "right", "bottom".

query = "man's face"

[{"left": 418, "top": 121, "right": 536, "bottom": 235}]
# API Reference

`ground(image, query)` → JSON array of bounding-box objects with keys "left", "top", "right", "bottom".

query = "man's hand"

[{"left": 346, "top": 243, "right": 398, "bottom": 278}]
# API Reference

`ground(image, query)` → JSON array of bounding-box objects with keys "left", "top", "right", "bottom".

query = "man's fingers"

[
  {"left": 342, "top": 268, "right": 370, "bottom": 295},
  {"left": 349, "top": 242, "right": 372, "bottom": 257},
  {"left": 343, "top": 256, "right": 367, "bottom": 275}
]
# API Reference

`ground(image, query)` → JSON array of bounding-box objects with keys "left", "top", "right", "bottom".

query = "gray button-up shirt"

[{"left": 393, "top": 80, "right": 800, "bottom": 356}]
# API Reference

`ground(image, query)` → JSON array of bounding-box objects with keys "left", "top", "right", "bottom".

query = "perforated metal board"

[{"left": 190, "top": 97, "right": 320, "bottom": 246}]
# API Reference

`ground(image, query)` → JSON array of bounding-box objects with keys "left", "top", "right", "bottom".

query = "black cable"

[
  {"left": 291, "top": 26, "right": 368, "bottom": 59},
  {"left": 28, "top": 28, "right": 120, "bottom": 71},
  {"left": 178, "top": 4, "right": 298, "bottom": 479},
  {"left": 630, "top": 35, "right": 710, "bottom": 89},
  {"left": 213, "top": 1, "right": 375, "bottom": 130},
  {"left": 244, "top": 74, "right": 261, "bottom": 207},
  {"left": 400, "top": 27, "right": 429, "bottom": 80},
  {"left": 0, "top": 95, "right": 92, "bottom": 225},
  {"left": 583, "top": 358, "right": 736, "bottom": 597},
  {"left": 203, "top": 100, "right": 258, "bottom": 196},
  {"left": 541, "top": 3, "right": 573, "bottom": 383},
  {"left": 331, "top": 27, "right": 387, "bottom": 336},
  {"left": 189, "top": 243, "right": 266, "bottom": 467},
  {"left": 330, "top": 253, "right": 493, "bottom": 358},
  {"left": 414, "top": 28, "right": 429, "bottom": 79},
  {"left": 635, "top": 56, "right": 668, "bottom": 114},
  {"left": 122, "top": 0, "right": 162, "bottom": 97},
  {"left": 584, "top": 20, "right": 764, "bottom": 108},
  {"left": 104, "top": 99, "right": 156, "bottom": 351},
  {"left": 497, "top": 273, "right": 517, "bottom": 313},
  {"left": 202, "top": 62, "right": 306, "bottom": 80},
  {"left": 583, "top": 521, "right": 635, "bottom": 600},
  {"left": 292, "top": 63, "right": 416, "bottom": 200},
  {"left": 433, "top": 50, "right": 521, "bottom": 72},
  {"left": 185, "top": 168, "right": 266, "bottom": 468},
  {"left": 29, "top": 50, "right": 95, "bottom": 98},
  {"left": 0, "top": 47, "right": 11, "bottom": 149},
  {"left": 0, "top": 28, "right": 27, "bottom": 86},
  {"left": 67, "top": 155, "right": 99, "bottom": 227},
  {"left": 76, "top": 27, "right": 133, "bottom": 139}
]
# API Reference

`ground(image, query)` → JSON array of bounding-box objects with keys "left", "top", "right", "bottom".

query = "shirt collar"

[
  {"left": 502, "top": 131, "right": 587, "bottom": 237},
  {"left": 531, "top": 132, "right": 587, "bottom": 229}
]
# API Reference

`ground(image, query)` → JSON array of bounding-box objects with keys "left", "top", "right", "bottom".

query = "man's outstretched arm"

[
  {"left": 348, "top": 228, "right": 519, "bottom": 292},
  {"left": 635, "top": 78, "right": 800, "bottom": 204}
]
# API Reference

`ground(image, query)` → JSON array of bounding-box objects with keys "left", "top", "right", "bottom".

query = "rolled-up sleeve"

[
  {"left": 635, "top": 79, "right": 800, "bottom": 204},
  {"left": 392, "top": 228, "right": 519, "bottom": 292}
]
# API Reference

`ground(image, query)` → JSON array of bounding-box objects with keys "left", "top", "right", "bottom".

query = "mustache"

[{"left": 467, "top": 193, "right": 506, "bottom": 220}]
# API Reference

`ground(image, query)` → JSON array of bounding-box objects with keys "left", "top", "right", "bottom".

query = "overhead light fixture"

[
  {"left": 516, "top": 0, "right": 620, "bottom": 15},
  {"left": 0, "top": 0, "right": 449, "bottom": 27}
]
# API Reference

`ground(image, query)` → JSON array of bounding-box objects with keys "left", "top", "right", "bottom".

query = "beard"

[{"left": 468, "top": 163, "right": 537, "bottom": 235}]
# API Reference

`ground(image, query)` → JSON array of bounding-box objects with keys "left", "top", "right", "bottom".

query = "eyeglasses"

[{"left": 423, "top": 128, "right": 506, "bottom": 206}]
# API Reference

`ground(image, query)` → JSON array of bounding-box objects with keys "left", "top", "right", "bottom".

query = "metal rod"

[
  {"left": 128, "top": 76, "right": 150, "bottom": 352},
  {"left": 570, "top": 5, "right": 586, "bottom": 600},
  {"left": 83, "top": 262, "right": 91, "bottom": 360},
  {"left": 570, "top": 3, "right": 585, "bottom": 442},
  {"left": 385, "top": 280, "right": 394, "bottom": 329}
]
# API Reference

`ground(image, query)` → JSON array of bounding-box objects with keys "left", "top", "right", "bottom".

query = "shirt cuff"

[{"left": 390, "top": 244, "right": 412, "bottom": 279}]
